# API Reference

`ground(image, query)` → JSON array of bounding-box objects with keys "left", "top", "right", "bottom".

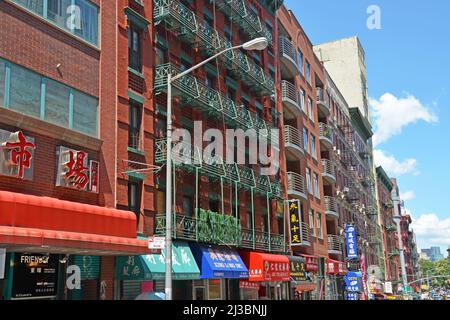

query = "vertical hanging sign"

[
  {"left": 345, "top": 224, "right": 358, "bottom": 259},
  {"left": 288, "top": 199, "right": 303, "bottom": 246}
]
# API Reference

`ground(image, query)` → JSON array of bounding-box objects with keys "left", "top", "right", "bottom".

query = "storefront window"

[
  {"left": 45, "top": 79, "right": 70, "bottom": 127},
  {"left": 72, "top": 90, "right": 98, "bottom": 137},
  {"left": 208, "top": 279, "right": 222, "bottom": 300},
  {"left": 0, "top": 61, "right": 5, "bottom": 106}
]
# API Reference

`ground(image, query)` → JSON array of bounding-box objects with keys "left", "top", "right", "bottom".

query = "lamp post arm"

[{"left": 171, "top": 45, "right": 243, "bottom": 82}]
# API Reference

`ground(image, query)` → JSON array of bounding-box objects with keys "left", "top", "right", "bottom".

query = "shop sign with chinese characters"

[
  {"left": 288, "top": 200, "right": 303, "bottom": 246},
  {"left": 0, "top": 130, "right": 35, "bottom": 180},
  {"left": 56, "top": 146, "right": 99, "bottom": 193},
  {"left": 345, "top": 224, "right": 358, "bottom": 259}
]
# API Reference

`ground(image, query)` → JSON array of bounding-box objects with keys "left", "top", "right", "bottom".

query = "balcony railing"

[
  {"left": 154, "top": 0, "right": 274, "bottom": 96},
  {"left": 284, "top": 125, "right": 304, "bottom": 159},
  {"left": 287, "top": 172, "right": 306, "bottom": 200},
  {"left": 300, "top": 222, "right": 311, "bottom": 246},
  {"left": 321, "top": 159, "right": 336, "bottom": 183},
  {"left": 279, "top": 36, "right": 298, "bottom": 78},
  {"left": 241, "top": 228, "right": 285, "bottom": 252},
  {"left": 319, "top": 122, "right": 333, "bottom": 149},
  {"left": 281, "top": 80, "right": 301, "bottom": 118},
  {"left": 324, "top": 196, "right": 338, "bottom": 219},
  {"left": 316, "top": 87, "right": 330, "bottom": 116},
  {"left": 328, "top": 235, "right": 343, "bottom": 255}
]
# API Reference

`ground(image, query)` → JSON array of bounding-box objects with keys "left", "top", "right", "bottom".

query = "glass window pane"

[
  {"left": 47, "top": 0, "right": 71, "bottom": 29},
  {"left": 0, "top": 61, "right": 5, "bottom": 107},
  {"left": 74, "top": 0, "right": 99, "bottom": 45},
  {"left": 73, "top": 91, "right": 98, "bottom": 136},
  {"left": 13, "top": 0, "right": 44, "bottom": 15},
  {"left": 9, "top": 64, "right": 41, "bottom": 118},
  {"left": 45, "top": 79, "right": 70, "bottom": 127}
]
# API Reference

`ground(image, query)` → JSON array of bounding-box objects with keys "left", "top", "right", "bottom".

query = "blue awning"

[{"left": 189, "top": 243, "right": 248, "bottom": 279}]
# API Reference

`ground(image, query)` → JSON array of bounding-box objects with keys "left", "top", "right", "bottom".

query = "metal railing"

[
  {"left": 241, "top": 228, "right": 285, "bottom": 252},
  {"left": 321, "top": 159, "right": 335, "bottom": 179},
  {"left": 281, "top": 80, "right": 301, "bottom": 111},
  {"left": 328, "top": 235, "right": 343, "bottom": 254},
  {"left": 287, "top": 172, "right": 306, "bottom": 198},
  {"left": 284, "top": 125, "right": 303, "bottom": 151},
  {"left": 279, "top": 36, "right": 297, "bottom": 66},
  {"left": 300, "top": 222, "right": 310, "bottom": 245},
  {"left": 316, "top": 87, "right": 330, "bottom": 109},
  {"left": 319, "top": 122, "right": 333, "bottom": 143},
  {"left": 324, "top": 196, "right": 338, "bottom": 216}
]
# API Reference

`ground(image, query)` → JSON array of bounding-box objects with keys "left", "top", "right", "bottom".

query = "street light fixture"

[{"left": 164, "top": 37, "right": 268, "bottom": 300}]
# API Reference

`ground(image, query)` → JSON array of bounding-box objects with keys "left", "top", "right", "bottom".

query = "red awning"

[
  {"left": 326, "top": 258, "right": 347, "bottom": 275},
  {"left": 298, "top": 254, "right": 319, "bottom": 272},
  {"left": 0, "top": 191, "right": 150, "bottom": 255},
  {"left": 240, "top": 251, "right": 290, "bottom": 282}
]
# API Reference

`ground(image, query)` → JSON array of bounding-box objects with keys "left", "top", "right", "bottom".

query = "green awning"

[{"left": 115, "top": 242, "right": 200, "bottom": 281}]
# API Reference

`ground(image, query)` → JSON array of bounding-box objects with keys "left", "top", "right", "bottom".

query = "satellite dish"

[{"left": 367, "top": 265, "right": 382, "bottom": 281}]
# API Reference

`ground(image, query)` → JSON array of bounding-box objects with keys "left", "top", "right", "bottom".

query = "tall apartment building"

[
  {"left": 0, "top": 0, "right": 150, "bottom": 300},
  {"left": 376, "top": 166, "right": 400, "bottom": 291}
]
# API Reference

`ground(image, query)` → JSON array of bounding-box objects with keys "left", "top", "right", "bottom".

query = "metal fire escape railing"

[
  {"left": 327, "top": 235, "right": 343, "bottom": 254},
  {"left": 153, "top": 0, "right": 274, "bottom": 96}
]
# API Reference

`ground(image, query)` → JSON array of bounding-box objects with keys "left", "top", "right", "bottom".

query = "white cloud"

[
  {"left": 412, "top": 213, "right": 450, "bottom": 251},
  {"left": 400, "top": 191, "right": 415, "bottom": 201},
  {"left": 370, "top": 93, "right": 438, "bottom": 146},
  {"left": 373, "top": 149, "right": 419, "bottom": 176}
]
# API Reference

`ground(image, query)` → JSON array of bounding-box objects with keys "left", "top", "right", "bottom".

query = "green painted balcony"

[
  {"left": 211, "top": 0, "right": 272, "bottom": 44},
  {"left": 286, "top": 171, "right": 306, "bottom": 200},
  {"left": 324, "top": 196, "right": 338, "bottom": 219},
  {"left": 327, "top": 235, "right": 343, "bottom": 255},
  {"left": 321, "top": 159, "right": 336, "bottom": 185},
  {"left": 154, "top": 0, "right": 274, "bottom": 95},
  {"left": 281, "top": 80, "right": 302, "bottom": 119},
  {"left": 316, "top": 87, "right": 330, "bottom": 117},
  {"left": 319, "top": 122, "right": 333, "bottom": 150},
  {"left": 279, "top": 36, "right": 298, "bottom": 79}
]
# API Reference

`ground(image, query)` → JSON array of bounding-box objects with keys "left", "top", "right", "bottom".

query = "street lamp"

[{"left": 164, "top": 37, "right": 269, "bottom": 300}]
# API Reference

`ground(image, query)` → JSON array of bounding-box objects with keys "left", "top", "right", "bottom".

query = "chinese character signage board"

[
  {"left": 239, "top": 280, "right": 260, "bottom": 290},
  {"left": 345, "top": 224, "right": 358, "bottom": 259},
  {"left": 288, "top": 200, "right": 303, "bottom": 246},
  {"left": 0, "top": 129, "right": 35, "bottom": 180},
  {"left": 56, "top": 146, "right": 99, "bottom": 193},
  {"left": 11, "top": 253, "right": 59, "bottom": 299},
  {"left": 289, "top": 256, "right": 310, "bottom": 282},
  {"left": 347, "top": 292, "right": 358, "bottom": 300},
  {"left": 344, "top": 271, "right": 362, "bottom": 293}
]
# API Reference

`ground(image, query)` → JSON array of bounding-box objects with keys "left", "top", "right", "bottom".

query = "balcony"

[
  {"left": 211, "top": 0, "right": 272, "bottom": 44},
  {"left": 319, "top": 122, "right": 333, "bottom": 150},
  {"left": 241, "top": 229, "right": 285, "bottom": 252},
  {"left": 279, "top": 36, "right": 298, "bottom": 79},
  {"left": 154, "top": 0, "right": 274, "bottom": 96},
  {"left": 295, "top": 222, "right": 311, "bottom": 246},
  {"left": 316, "top": 87, "right": 330, "bottom": 117},
  {"left": 286, "top": 172, "right": 307, "bottom": 200},
  {"left": 324, "top": 196, "right": 338, "bottom": 219},
  {"left": 327, "top": 235, "right": 343, "bottom": 255},
  {"left": 321, "top": 159, "right": 336, "bottom": 185},
  {"left": 281, "top": 80, "right": 302, "bottom": 119},
  {"left": 284, "top": 125, "right": 304, "bottom": 160}
]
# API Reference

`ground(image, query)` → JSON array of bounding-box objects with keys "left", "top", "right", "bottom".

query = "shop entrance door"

[{"left": 193, "top": 280, "right": 206, "bottom": 300}]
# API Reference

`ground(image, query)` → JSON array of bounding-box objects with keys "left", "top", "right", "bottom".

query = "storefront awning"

[
  {"left": 190, "top": 244, "right": 248, "bottom": 279},
  {"left": 115, "top": 241, "right": 200, "bottom": 281},
  {"left": 326, "top": 258, "right": 347, "bottom": 275},
  {"left": 240, "top": 251, "right": 290, "bottom": 282},
  {"left": 0, "top": 191, "right": 149, "bottom": 255},
  {"left": 296, "top": 254, "right": 319, "bottom": 272}
]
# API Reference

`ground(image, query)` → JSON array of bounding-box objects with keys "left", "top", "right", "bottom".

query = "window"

[
  {"left": 155, "top": 46, "right": 167, "bottom": 66},
  {"left": 156, "top": 190, "right": 165, "bottom": 214},
  {"left": 0, "top": 61, "right": 5, "bottom": 106},
  {"left": 72, "top": 90, "right": 98, "bottom": 137},
  {"left": 308, "top": 97, "right": 313, "bottom": 121},
  {"left": 303, "top": 128, "right": 308, "bottom": 152},
  {"left": 313, "top": 173, "right": 320, "bottom": 199},
  {"left": 128, "top": 24, "right": 141, "bottom": 71},
  {"left": 183, "top": 195, "right": 194, "bottom": 217},
  {"left": 261, "top": 206, "right": 269, "bottom": 233},
  {"left": 205, "top": 73, "right": 215, "bottom": 89},
  {"left": 306, "top": 167, "right": 312, "bottom": 194},
  {"left": 45, "top": 79, "right": 70, "bottom": 127},
  {"left": 209, "top": 198, "right": 220, "bottom": 213},
  {"left": 246, "top": 208, "right": 252, "bottom": 229},
  {"left": 310, "top": 135, "right": 316, "bottom": 159},
  {"left": 13, "top": 0, "right": 99, "bottom": 46},
  {"left": 266, "top": 23, "right": 273, "bottom": 55},
  {"left": 2, "top": 60, "right": 98, "bottom": 136},
  {"left": 297, "top": 49, "right": 303, "bottom": 75},
  {"left": 156, "top": 116, "right": 166, "bottom": 138},
  {"left": 300, "top": 89, "right": 306, "bottom": 113},
  {"left": 305, "top": 61, "right": 311, "bottom": 85},
  {"left": 128, "top": 180, "right": 142, "bottom": 224},
  {"left": 129, "top": 101, "right": 142, "bottom": 149},
  {"left": 277, "top": 216, "right": 284, "bottom": 234},
  {"left": 309, "top": 209, "right": 315, "bottom": 236},
  {"left": 316, "top": 212, "right": 323, "bottom": 239},
  {"left": 9, "top": 64, "right": 41, "bottom": 118},
  {"left": 180, "top": 55, "right": 192, "bottom": 72}
]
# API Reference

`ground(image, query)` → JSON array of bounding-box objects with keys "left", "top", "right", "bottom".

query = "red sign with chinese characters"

[
  {"left": 326, "top": 259, "right": 347, "bottom": 275},
  {"left": 242, "top": 251, "right": 290, "bottom": 282},
  {"left": 2, "top": 131, "right": 35, "bottom": 179},
  {"left": 301, "top": 255, "right": 319, "bottom": 272},
  {"left": 239, "top": 280, "right": 260, "bottom": 290},
  {"left": 89, "top": 160, "right": 99, "bottom": 193},
  {"left": 65, "top": 150, "right": 89, "bottom": 190}
]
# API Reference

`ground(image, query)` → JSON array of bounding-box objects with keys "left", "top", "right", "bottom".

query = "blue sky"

[{"left": 284, "top": 0, "right": 450, "bottom": 255}]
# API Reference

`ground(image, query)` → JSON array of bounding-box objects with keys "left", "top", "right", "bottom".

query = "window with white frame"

[
  {"left": 316, "top": 212, "right": 323, "bottom": 239},
  {"left": 308, "top": 97, "right": 313, "bottom": 121},
  {"left": 300, "top": 89, "right": 306, "bottom": 113},
  {"left": 306, "top": 167, "right": 312, "bottom": 194},
  {"left": 309, "top": 209, "right": 315, "bottom": 236},
  {"left": 303, "top": 128, "right": 308, "bottom": 152},
  {"left": 313, "top": 173, "right": 320, "bottom": 199},
  {"left": 310, "top": 134, "right": 316, "bottom": 159}
]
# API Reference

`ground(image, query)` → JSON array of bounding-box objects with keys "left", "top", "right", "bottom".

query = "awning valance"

[
  {"left": 326, "top": 258, "right": 347, "bottom": 275},
  {"left": 0, "top": 191, "right": 149, "bottom": 255},
  {"left": 115, "top": 241, "right": 200, "bottom": 281},
  {"left": 190, "top": 244, "right": 248, "bottom": 279},
  {"left": 240, "top": 251, "right": 290, "bottom": 282}
]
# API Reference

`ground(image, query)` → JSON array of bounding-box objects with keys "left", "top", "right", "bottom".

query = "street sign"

[{"left": 148, "top": 236, "right": 165, "bottom": 249}]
